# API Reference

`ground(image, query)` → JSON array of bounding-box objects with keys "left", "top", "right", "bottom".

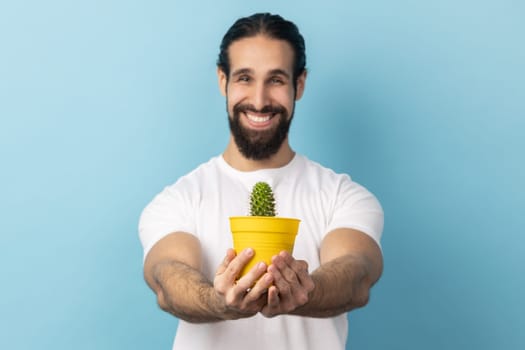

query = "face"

[{"left": 218, "top": 35, "right": 306, "bottom": 160}]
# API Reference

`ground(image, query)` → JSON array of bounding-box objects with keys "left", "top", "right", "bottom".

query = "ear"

[
  {"left": 217, "top": 67, "right": 227, "bottom": 96},
  {"left": 294, "top": 70, "right": 307, "bottom": 101}
]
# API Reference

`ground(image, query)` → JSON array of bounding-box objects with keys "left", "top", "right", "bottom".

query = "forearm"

[
  {"left": 152, "top": 260, "right": 231, "bottom": 323},
  {"left": 291, "top": 254, "right": 375, "bottom": 317},
  {"left": 148, "top": 239, "right": 272, "bottom": 323}
]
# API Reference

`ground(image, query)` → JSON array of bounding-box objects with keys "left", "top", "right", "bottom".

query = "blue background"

[{"left": 1, "top": 1, "right": 523, "bottom": 349}]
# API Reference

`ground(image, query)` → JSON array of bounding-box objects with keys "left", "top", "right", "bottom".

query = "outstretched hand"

[
  {"left": 214, "top": 248, "right": 274, "bottom": 319},
  {"left": 261, "top": 251, "right": 315, "bottom": 317}
]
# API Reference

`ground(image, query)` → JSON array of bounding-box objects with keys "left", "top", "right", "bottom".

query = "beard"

[{"left": 228, "top": 101, "right": 294, "bottom": 160}]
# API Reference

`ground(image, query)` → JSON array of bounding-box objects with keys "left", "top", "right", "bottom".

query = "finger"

[
  {"left": 230, "top": 265, "right": 269, "bottom": 312},
  {"left": 267, "top": 285, "right": 280, "bottom": 307},
  {"left": 268, "top": 263, "right": 291, "bottom": 296},
  {"left": 261, "top": 285, "right": 280, "bottom": 317},
  {"left": 273, "top": 253, "right": 300, "bottom": 285},
  {"left": 223, "top": 248, "right": 255, "bottom": 282},
  {"left": 293, "top": 260, "right": 315, "bottom": 292},
  {"left": 236, "top": 261, "right": 267, "bottom": 294},
  {"left": 246, "top": 272, "right": 273, "bottom": 300},
  {"left": 278, "top": 252, "right": 310, "bottom": 288},
  {"left": 215, "top": 248, "right": 236, "bottom": 276},
  {"left": 279, "top": 250, "right": 294, "bottom": 264}
]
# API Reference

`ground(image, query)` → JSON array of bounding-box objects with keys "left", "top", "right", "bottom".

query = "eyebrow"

[
  {"left": 268, "top": 69, "right": 291, "bottom": 79},
  {"left": 231, "top": 68, "right": 253, "bottom": 77},
  {"left": 230, "top": 68, "right": 291, "bottom": 79}
]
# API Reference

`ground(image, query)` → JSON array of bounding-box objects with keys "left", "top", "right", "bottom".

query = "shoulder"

[
  {"left": 293, "top": 154, "right": 353, "bottom": 187},
  {"left": 141, "top": 156, "right": 223, "bottom": 211},
  {"left": 167, "top": 155, "right": 223, "bottom": 190},
  {"left": 294, "top": 154, "right": 381, "bottom": 207}
]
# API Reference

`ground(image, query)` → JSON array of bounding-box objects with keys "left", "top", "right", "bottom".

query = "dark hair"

[{"left": 217, "top": 13, "right": 306, "bottom": 86}]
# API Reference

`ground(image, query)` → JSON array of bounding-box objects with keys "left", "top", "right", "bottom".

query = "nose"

[{"left": 252, "top": 82, "right": 270, "bottom": 111}]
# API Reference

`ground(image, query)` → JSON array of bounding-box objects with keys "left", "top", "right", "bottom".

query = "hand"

[
  {"left": 261, "top": 251, "right": 315, "bottom": 317},
  {"left": 213, "top": 248, "right": 274, "bottom": 319}
]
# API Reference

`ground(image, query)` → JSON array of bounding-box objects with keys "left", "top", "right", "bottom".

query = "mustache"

[{"left": 233, "top": 103, "right": 286, "bottom": 115}]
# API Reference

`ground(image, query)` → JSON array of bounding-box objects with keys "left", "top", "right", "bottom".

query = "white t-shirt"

[{"left": 139, "top": 154, "right": 384, "bottom": 350}]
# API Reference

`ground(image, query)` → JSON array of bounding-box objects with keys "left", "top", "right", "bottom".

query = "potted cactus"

[
  {"left": 229, "top": 182, "right": 300, "bottom": 277},
  {"left": 249, "top": 182, "right": 277, "bottom": 216}
]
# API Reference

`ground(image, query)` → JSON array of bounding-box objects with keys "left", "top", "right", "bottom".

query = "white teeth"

[{"left": 246, "top": 113, "right": 271, "bottom": 123}]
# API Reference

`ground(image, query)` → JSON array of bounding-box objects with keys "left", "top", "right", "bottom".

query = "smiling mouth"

[
  {"left": 233, "top": 103, "right": 286, "bottom": 128},
  {"left": 246, "top": 112, "right": 272, "bottom": 123}
]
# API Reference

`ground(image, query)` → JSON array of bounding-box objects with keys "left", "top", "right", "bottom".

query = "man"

[{"left": 139, "top": 13, "right": 383, "bottom": 350}]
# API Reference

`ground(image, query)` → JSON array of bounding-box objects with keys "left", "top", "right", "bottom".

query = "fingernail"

[{"left": 245, "top": 248, "right": 254, "bottom": 256}]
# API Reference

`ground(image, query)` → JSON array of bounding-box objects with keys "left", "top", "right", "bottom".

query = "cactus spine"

[{"left": 249, "top": 182, "right": 276, "bottom": 216}]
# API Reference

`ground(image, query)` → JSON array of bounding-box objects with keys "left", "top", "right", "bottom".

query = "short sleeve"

[
  {"left": 325, "top": 175, "right": 384, "bottom": 248},
  {"left": 138, "top": 181, "right": 197, "bottom": 262}
]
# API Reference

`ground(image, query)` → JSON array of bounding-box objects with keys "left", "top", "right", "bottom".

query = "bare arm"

[
  {"left": 143, "top": 232, "right": 274, "bottom": 323},
  {"left": 262, "top": 228, "right": 383, "bottom": 317}
]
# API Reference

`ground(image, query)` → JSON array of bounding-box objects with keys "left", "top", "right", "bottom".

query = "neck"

[{"left": 222, "top": 136, "right": 295, "bottom": 171}]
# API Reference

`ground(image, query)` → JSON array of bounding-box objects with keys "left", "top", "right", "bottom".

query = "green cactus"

[{"left": 249, "top": 182, "right": 276, "bottom": 216}]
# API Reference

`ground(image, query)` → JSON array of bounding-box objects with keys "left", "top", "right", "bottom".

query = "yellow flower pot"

[{"left": 229, "top": 216, "right": 300, "bottom": 278}]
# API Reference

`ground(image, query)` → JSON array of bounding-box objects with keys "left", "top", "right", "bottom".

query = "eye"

[
  {"left": 270, "top": 77, "right": 284, "bottom": 85},
  {"left": 237, "top": 75, "right": 251, "bottom": 82}
]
